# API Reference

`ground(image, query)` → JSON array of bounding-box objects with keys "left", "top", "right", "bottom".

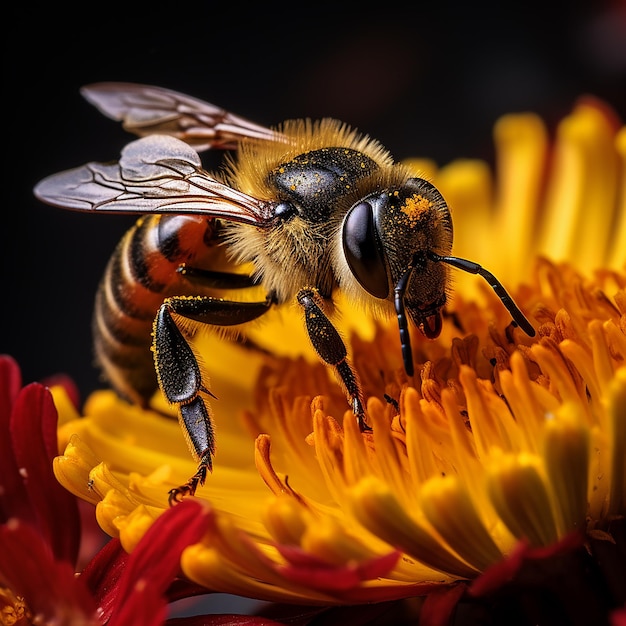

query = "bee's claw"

[
  {"left": 167, "top": 462, "right": 209, "bottom": 506},
  {"left": 168, "top": 480, "right": 197, "bottom": 505}
]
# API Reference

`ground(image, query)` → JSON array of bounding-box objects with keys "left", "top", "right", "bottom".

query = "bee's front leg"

[
  {"left": 296, "top": 288, "right": 369, "bottom": 431},
  {"left": 153, "top": 295, "right": 273, "bottom": 505}
]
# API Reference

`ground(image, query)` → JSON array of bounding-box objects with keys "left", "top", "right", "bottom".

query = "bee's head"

[
  {"left": 340, "top": 177, "right": 453, "bottom": 374},
  {"left": 340, "top": 176, "right": 535, "bottom": 376}
]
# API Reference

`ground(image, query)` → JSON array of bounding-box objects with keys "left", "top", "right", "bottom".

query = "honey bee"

[{"left": 34, "top": 83, "right": 535, "bottom": 503}]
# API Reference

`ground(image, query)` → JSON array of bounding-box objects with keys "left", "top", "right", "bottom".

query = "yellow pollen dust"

[
  {"left": 0, "top": 588, "right": 30, "bottom": 624},
  {"left": 401, "top": 194, "right": 433, "bottom": 226}
]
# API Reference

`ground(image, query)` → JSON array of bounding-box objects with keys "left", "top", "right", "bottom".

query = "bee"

[{"left": 34, "top": 83, "right": 535, "bottom": 504}]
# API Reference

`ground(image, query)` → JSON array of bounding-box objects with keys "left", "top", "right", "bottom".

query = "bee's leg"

[
  {"left": 296, "top": 288, "right": 369, "bottom": 431},
  {"left": 153, "top": 295, "right": 273, "bottom": 505},
  {"left": 176, "top": 264, "right": 260, "bottom": 289}
]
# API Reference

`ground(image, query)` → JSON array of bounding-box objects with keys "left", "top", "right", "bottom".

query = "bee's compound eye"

[{"left": 342, "top": 201, "right": 389, "bottom": 299}]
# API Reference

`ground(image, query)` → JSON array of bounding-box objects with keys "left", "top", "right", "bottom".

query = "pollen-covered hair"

[{"left": 223, "top": 118, "right": 395, "bottom": 199}]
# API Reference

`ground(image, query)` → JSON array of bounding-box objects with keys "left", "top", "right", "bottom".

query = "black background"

[{"left": 4, "top": 1, "right": 625, "bottom": 404}]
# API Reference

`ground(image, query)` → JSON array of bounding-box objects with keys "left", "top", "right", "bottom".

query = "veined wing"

[
  {"left": 81, "top": 82, "right": 287, "bottom": 151},
  {"left": 34, "top": 134, "right": 275, "bottom": 226}
]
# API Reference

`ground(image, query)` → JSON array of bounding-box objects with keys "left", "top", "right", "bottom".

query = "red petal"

[
  {"left": 42, "top": 372, "right": 81, "bottom": 409},
  {"left": 356, "top": 551, "right": 401, "bottom": 579},
  {"left": 275, "top": 543, "right": 442, "bottom": 602},
  {"left": 276, "top": 547, "right": 400, "bottom": 591},
  {"left": 10, "top": 381, "right": 80, "bottom": 564},
  {"left": 467, "top": 539, "right": 528, "bottom": 597},
  {"left": 420, "top": 583, "right": 467, "bottom": 626},
  {"left": 611, "top": 607, "right": 626, "bottom": 626},
  {"left": 0, "top": 519, "right": 97, "bottom": 620},
  {"left": 76, "top": 499, "right": 110, "bottom": 571},
  {"left": 0, "top": 355, "right": 21, "bottom": 414},
  {"left": 81, "top": 537, "right": 129, "bottom": 620},
  {"left": 279, "top": 560, "right": 362, "bottom": 590},
  {"left": 109, "top": 583, "right": 168, "bottom": 626},
  {"left": 0, "top": 359, "right": 32, "bottom": 526},
  {"left": 274, "top": 544, "right": 335, "bottom": 567},
  {"left": 108, "top": 500, "right": 212, "bottom": 625},
  {"left": 469, "top": 532, "right": 584, "bottom": 597}
]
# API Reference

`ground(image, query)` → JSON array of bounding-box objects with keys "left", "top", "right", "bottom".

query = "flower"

[
  {"left": 0, "top": 355, "right": 99, "bottom": 624},
  {"left": 49, "top": 98, "right": 626, "bottom": 624},
  {"left": 0, "top": 356, "right": 280, "bottom": 625}
]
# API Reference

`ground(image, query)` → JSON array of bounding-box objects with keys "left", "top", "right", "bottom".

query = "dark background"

[{"left": 3, "top": 1, "right": 625, "bottom": 403}]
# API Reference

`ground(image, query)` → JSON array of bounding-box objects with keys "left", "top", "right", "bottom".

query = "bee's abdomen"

[{"left": 92, "top": 214, "right": 215, "bottom": 405}]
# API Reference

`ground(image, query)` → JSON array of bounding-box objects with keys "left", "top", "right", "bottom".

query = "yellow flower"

[{"left": 53, "top": 98, "right": 625, "bottom": 622}]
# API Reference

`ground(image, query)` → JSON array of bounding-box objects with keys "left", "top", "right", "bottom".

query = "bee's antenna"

[{"left": 428, "top": 252, "right": 535, "bottom": 337}]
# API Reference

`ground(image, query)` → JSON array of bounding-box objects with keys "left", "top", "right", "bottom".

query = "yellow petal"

[
  {"left": 608, "top": 127, "right": 626, "bottom": 270},
  {"left": 262, "top": 494, "right": 307, "bottom": 545},
  {"left": 351, "top": 477, "right": 477, "bottom": 579},
  {"left": 542, "top": 403, "right": 590, "bottom": 534},
  {"left": 539, "top": 101, "right": 620, "bottom": 269},
  {"left": 420, "top": 475, "right": 503, "bottom": 571},
  {"left": 53, "top": 435, "right": 101, "bottom": 504},
  {"left": 116, "top": 504, "right": 160, "bottom": 553},
  {"left": 485, "top": 452, "right": 559, "bottom": 547},
  {"left": 493, "top": 112, "right": 547, "bottom": 281}
]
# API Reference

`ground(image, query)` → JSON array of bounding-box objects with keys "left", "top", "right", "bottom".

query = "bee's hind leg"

[{"left": 152, "top": 294, "right": 273, "bottom": 505}]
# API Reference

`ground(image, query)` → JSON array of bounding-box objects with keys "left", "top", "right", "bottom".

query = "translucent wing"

[
  {"left": 80, "top": 82, "right": 286, "bottom": 151},
  {"left": 33, "top": 135, "right": 274, "bottom": 225}
]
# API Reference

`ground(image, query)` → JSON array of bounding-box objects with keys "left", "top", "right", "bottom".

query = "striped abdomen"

[{"left": 92, "top": 214, "right": 223, "bottom": 406}]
